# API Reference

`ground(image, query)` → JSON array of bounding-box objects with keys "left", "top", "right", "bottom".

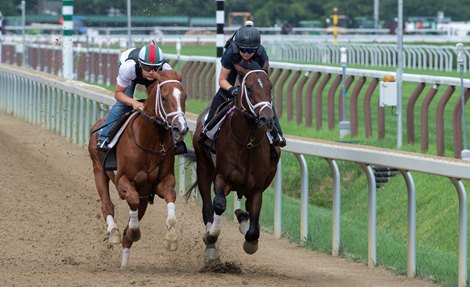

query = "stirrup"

[
  {"left": 272, "top": 133, "right": 287, "bottom": 148},
  {"left": 96, "top": 139, "right": 109, "bottom": 152}
]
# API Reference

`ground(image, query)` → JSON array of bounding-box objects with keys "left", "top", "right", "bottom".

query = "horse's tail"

[{"left": 180, "top": 149, "right": 198, "bottom": 201}]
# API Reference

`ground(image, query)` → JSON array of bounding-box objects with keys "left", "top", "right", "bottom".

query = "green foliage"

[{"left": 3, "top": 0, "right": 470, "bottom": 28}]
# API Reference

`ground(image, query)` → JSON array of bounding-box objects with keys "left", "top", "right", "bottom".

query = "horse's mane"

[
  {"left": 238, "top": 60, "right": 263, "bottom": 71},
  {"left": 146, "top": 70, "right": 179, "bottom": 95}
]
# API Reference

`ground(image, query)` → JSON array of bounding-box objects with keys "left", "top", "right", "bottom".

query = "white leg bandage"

[
  {"left": 106, "top": 215, "right": 118, "bottom": 233},
  {"left": 128, "top": 210, "right": 139, "bottom": 229},
  {"left": 209, "top": 214, "right": 221, "bottom": 237},
  {"left": 167, "top": 202, "right": 175, "bottom": 218},
  {"left": 121, "top": 248, "right": 130, "bottom": 268}
]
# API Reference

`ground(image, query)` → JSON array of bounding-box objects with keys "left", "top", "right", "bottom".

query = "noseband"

[{"left": 239, "top": 69, "right": 273, "bottom": 117}]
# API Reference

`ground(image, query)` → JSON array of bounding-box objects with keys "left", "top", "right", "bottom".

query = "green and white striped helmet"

[{"left": 138, "top": 44, "right": 164, "bottom": 66}]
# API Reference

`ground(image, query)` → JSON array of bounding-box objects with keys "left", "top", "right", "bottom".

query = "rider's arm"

[
  {"left": 114, "top": 84, "right": 144, "bottom": 110},
  {"left": 114, "top": 61, "right": 144, "bottom": 110},
  {"left": 218, "top": 66, "right": 233, "bottom": 92}
]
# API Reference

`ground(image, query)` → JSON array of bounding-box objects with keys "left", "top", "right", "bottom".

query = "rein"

[
  {"left": 229, "top": 111, "right": 265, "bottom": 149},
  {"left": 131, "top": 78, "right": 184, "bottom": 155},
  {"left": 132, "top": 78, "right": 184, "bottom": 204},
  {"left": 228, "top": 69, "right": 272, "bottom": 149}
]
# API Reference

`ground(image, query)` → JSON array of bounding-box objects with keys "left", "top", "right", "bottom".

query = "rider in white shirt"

[{"left": 96, "top": 43, "right": 177, "bottom": 152}]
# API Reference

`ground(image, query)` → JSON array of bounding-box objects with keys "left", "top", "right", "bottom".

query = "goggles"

[
  {"left": 141, "top": 63, "right": 161, "bottom": 72},
  {"left": 239, "top": 47, "right": 257, "bottom": 54}
]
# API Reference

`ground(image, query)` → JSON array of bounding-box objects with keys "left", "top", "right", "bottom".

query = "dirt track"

[{"left": 0, "top": 111, "right": 438, "bottom": 287}]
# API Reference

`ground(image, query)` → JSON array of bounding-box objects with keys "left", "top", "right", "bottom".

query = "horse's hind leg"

[
  {"left": 91, "top": 156, "right": 121, "bottom": 245},
  {"left": 234, "top": 192, "right": 250, "bottom": 235}
]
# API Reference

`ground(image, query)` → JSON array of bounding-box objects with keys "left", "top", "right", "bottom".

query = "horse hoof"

[
  {"left": 243, "top": 240, "right": 259, "bottom": 254},
  {"left": 120, "top": 264, "right": 129, "bottom": 271},
  {"left": 164, "top": 239, "right": 178, "bottom": 251},
  {"left": 204, "top": 247, "right": 219, "bottom": 261},
  {"left": 203, "top": 232, "right": 218, "bottom": 244},
  {"left": 125, "top": 228, "right": 141, "bottom": 242},
  {"left": 164, "top": 227, "right": 178, "bottom": 251},
  {"left": 108, "top": 228, "right": 122, "bottom": 245}
]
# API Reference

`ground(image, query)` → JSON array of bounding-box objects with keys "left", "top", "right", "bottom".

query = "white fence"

[{"left": 0, "top": 63, "right": 469, "bottom": 286}]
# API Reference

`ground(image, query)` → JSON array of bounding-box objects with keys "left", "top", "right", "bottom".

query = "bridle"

[
  {"left": 154, "top": 79, "right": 186, "bottom": 129},
  {"left": 239, "top": 69, "right": 273, "bottom": 117},
  {"left": 132, "top": 78, "right": 186, "bottom": 155},
  {"left": 230, "top": 69, "right": 273, "bottom": 149}
]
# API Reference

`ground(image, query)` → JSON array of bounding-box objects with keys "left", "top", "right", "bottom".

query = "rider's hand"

[
  {"left": 228, "top": 86, "right": 240, "bottom": 98},
  {"left": 133, "top": 101, "right": 144, "bottom": 111}
]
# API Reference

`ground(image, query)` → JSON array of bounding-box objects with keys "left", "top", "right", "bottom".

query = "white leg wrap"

[
  {"left": 106, "top": 215, "right": 118, "bottom": 233},
  {"left": 209, "top": 214, "right": 221, "bottom": 237},
  {"left": 236, "top": 198, "right": 241, "bottom": 210},
  {"left": 128, "top": 210, "right": 139, "bottom": 229},
  {"left": 121, "top": 248, "right": 130, "bottom": 269},
  {"left": 167, "top": 202, "right": 176, "bottom": 218}
]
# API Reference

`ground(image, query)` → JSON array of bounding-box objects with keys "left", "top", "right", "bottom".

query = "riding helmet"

[
  {"left": 138, "top": 44, "right": 164, "bottom": 66},
  {"left": 235, "top": 26, "right": 261, "bottom": 49}
]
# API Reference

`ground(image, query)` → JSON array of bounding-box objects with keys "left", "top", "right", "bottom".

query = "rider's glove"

[{"left": 228, "top": 86, "right": 240, "bottom": 98}]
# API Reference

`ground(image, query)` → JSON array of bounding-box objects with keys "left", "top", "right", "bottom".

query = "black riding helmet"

[{"left": 234, "top": 26, "right": 260, "bottom": 49}]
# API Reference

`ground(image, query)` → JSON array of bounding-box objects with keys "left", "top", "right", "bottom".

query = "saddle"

[
  {"left": 202, "top": 100, "right": 235, "bottom": 141},
  {"left": 98, "top": 112, "right": 137, "bottom": 171}
]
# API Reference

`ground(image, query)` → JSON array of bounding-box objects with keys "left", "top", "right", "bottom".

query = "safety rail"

[
  {"left": 1, "top": 43, "right": 469, "bottom": 158},
  {"left": 0, "top": 63, "right": 469, "bottom": 287}
]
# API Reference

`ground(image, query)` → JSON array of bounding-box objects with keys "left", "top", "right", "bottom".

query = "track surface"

[{"left": 0, "top": 111, "right": 437, "bottom": 287}]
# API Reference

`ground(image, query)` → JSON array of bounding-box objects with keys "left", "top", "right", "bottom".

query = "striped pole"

[
  {"left": 215, "top": 0, "right": 225, "bottom": 91},
  {"left": 0, "top": 11, "right": 3, "bottom": 63},
  {"left": 62, "top": 0, "right": 74, "bottom": 79}
]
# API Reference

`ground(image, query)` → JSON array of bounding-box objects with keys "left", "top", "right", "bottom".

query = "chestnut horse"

[
  {"left": 88, "top": 70, "right": 188, "bottom": 269},
  {"left": 187, "top": 63, "right": 281, "bottom": 260}
]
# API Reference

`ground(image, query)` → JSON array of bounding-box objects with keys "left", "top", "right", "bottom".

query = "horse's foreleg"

[
  {"left": 120, "top": 200, "right": 148, "bottom": 269},
  {"left": 118, "top": 177, "right": 141, "bottom": 243},
  {"left": 164, "top": 202, "right": 178, "bottom": 251},
  {"left": 120, "top": 248, "right": 131, "bottom": 269},
  {"left": 209, "top": 185, "right": 227, "bottom": 238},
  {"left": 243, "top": 191, "right": 263, "bottom": 255}
]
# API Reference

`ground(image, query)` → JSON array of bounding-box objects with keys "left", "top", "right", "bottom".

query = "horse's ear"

[
  {"left": 155, "top": 71, "right": 163, "bottom": 83},
  {"left": 177, "top": 71, "right": 183, "bottom": 82}
]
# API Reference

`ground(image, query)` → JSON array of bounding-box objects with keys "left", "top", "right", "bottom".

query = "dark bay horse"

[
  {"left": 88, "top": 70, "right": 188, "bottom": 269},
  {"left": 188, "top": 63, "right": 281, "bottom": 259}
]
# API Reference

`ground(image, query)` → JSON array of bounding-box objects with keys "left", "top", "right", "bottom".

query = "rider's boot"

[
  {"left": 96, "top": 138, "right": 110, "bottom": 152},
  {"left": 271, "top": 109, "right": 286, "bottom": 148},
  {"left": 174, "top": 141, "right": 188, "bottom": 155}
]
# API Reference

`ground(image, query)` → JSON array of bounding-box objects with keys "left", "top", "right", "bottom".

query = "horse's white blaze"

[
  {"left": 128, "top": 210, "right": 139, "bottom": 229},
  {"left": 209, "top": 214, "right": 221, "bottom": 237},
  {"left": 172, "top": 87, "right": 182, "bottom": 113},
  {"left": 257, "top": 78, "right": 263, "bottom": 89},
  {"left": 106, "top": 214, "right": 118, "bottom": 233}
]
